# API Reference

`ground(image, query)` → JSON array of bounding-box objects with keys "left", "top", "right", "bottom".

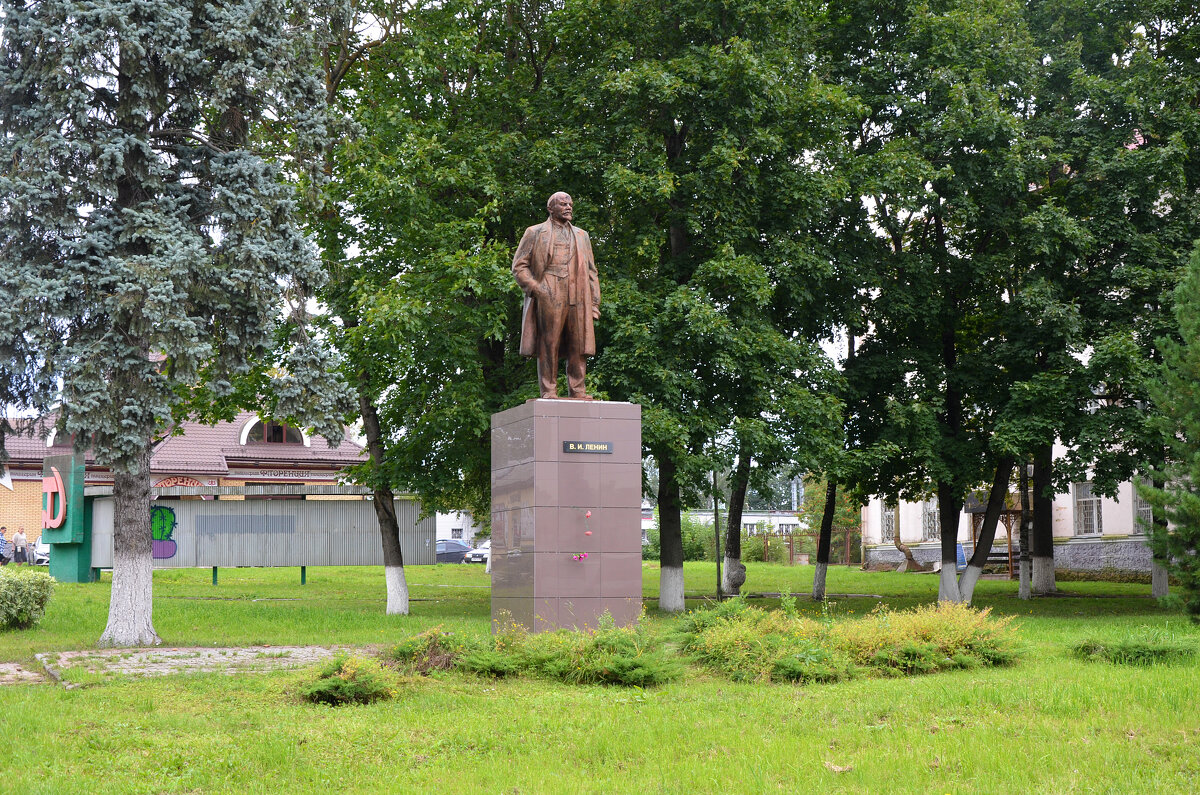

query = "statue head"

[{"left": 547, "top": 192, "right": 573, "bottom": 223}]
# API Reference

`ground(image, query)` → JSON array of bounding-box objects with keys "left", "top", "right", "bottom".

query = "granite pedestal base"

[{"left": 490, "top": 399, "right": 642, "bottom": 632}]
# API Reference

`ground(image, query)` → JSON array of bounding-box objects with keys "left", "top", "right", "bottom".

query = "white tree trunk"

[
  {"left": 811, "top": 561, "right": 828, "bottom": 601},
  {"left": 938, "top": 566, "right": 963, "bottom": 603},
  {"left": 957, "top": 564, "right": 983, "bottom": 605},
  {"left": 385, "top": 565, "right": 410, "bottom": 615},
  {"left": 659, "top": 565, "right": 685, "bottom": 612},
  {"left": 1032, "top": 556, "right": 1056, "bottom": 594},
  {"left": 721, "top": 555, "right": 746, "bottom": 597},
  {"left": 1152, "top": 561, "right": 1169, "bottom": 599},
  {"left": 98, "top": 449, "right": 161, "bottom": 647},
  {"left": 1018, "top": 559, "right": 1031, "bottom": 600}
]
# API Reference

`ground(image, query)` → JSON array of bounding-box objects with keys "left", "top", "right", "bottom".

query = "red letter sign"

[{"left": 42, "top": 466, "right": 66, "bottom": 529}]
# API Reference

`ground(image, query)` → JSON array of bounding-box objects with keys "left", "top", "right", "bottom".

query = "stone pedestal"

[{"left": 490, "top": 399, "right": 642, "bottom": 632}]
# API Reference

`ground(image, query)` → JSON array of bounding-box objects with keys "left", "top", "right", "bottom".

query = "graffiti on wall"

[{"left": 150, "top": 505, "right": 179, "bottom": 559}]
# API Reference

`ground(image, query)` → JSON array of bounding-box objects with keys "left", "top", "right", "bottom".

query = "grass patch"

[
  {"left": 1072, "top": 625, "right": 1198, "bottom": 666},
  {"left": 0, "top": 563, "right": 1196, "bottom": 792}
]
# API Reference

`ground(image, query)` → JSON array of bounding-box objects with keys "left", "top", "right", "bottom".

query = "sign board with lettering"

[
  {"left": 41, "top": 452, "right": 85, "bottom": 544},
  {"left": 562, "top": 441, "right": 613, "bottom": 454}
]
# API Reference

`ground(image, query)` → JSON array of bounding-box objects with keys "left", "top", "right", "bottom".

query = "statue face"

[{"left": 550, "top": 194, "right": 573, "bottom": 223}]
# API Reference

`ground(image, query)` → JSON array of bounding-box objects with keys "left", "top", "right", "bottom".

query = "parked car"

[
  {"left": 463, "top": 540, "right": 490, "bottom": 564},
  {"left": 436, "top": 539, "right": 472, "bottom": 564},
  {"left": 32, "top": 540, "right": 50, "bottom": 565}
]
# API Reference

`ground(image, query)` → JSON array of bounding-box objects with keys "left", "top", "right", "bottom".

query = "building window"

[
  {"left": 451, "top": 528, "right": 463, "bottom": 539},
  {"left": 1074, "top": 482, "right": 1103, "bottom": 536},
  {"left": 743, "top": 522, "right": 758, "bottom": 533},
  {"left": 778, "top": 523, "right": 797, "bottom": 534},
  {"left": 1133, "top": 480, "right": 1153, "bottom": 534},
  {"left": 247, "top": 420, "right": 303, "bottom": 444},
  {"left": 922, "top": 498, "right": 940, "bottom": 541},
  {"left": 880, "top": 504, "right": 896, "bottom": 543}
]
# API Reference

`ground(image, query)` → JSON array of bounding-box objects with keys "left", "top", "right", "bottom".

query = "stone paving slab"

[
  {"left": 29, "top": 645, "right": 364, "bottom": 687},
  {"left": 0, "top": 663, "right": 46, "bottom": 686}
]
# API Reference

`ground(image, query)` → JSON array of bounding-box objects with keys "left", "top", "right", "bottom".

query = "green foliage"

[
  {"left": 1072, "top": 627, "right": 1198, "bottom": 666},
  {"left": 1143, "top": 245, "right": 1200, "bottom": 620},
  {"left": 741, "top": 530, "right": 790, "bottom": 565},
  {"left": 299, "top": 654, "right": 397, "bottom": 706},
  {"left": 681, "top": 599, "right": 1017, "bottom": 683},
  {"left": 0, "top": 567, "right": 54, "bottom": 630},
  {"left": 643, "top": 511, "right": 712, "bottom": 562}
]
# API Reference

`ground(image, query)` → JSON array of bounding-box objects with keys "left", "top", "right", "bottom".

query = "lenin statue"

[{"left": 512, "top": 192, "right": 601, "bottom": 399}]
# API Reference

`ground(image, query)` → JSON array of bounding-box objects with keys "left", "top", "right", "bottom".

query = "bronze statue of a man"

[{"left": 512, "top": 192, "right": 601, "bottom": 399}]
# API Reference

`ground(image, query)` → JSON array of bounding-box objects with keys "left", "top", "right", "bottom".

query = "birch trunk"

[
  {"left": 360, "top": 389, "right": 409, "bottom": 614},
  {"left": 812, "top": 480, "right": 836, "bottom": 600},
  {"left": 721, "top": 449, "right": 751, "bottom": 596},
  {"left": 657, "top": 455, "right": 685, "bottom": 612},
  {"left": 99, "top": 446, "right": 161, "bottom": 647},
  {"left": 937, "top": 482, "right": 963, "bottom": 603},
  {"left": 1031, "top": 445, "right": 1056, "bottom": 594},
  {"left": 959, "top": 458, "right": 1014, "bottom": 604}
]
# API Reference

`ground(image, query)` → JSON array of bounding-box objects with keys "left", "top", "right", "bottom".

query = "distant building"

[
  {"left": 0, "top": 412, "right": 475, "bottom": 547},
  {"left": 861, "top": 448, "right": 1156, "bottom": 573}
]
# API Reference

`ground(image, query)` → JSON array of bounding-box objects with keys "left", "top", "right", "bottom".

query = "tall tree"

[
  {"left": 556, "top": 0, "right": 849, "bottom": 611},
  {"left": 827, "top": 0, "right": 1041, "bottom": 602},
  {"left": 324, "top": 0, "right": 558, "bottom": 531},
  {"left": 306, "top": 0, "right": 418, "bottom": 614},
  {"left": 0, "top": 0, "right": 349, "bottom": 645},
  {"left": 1143, "top": 246, "right": 1200, "bottom": 618}
]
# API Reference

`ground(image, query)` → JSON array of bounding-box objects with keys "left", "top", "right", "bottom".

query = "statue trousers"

[{"left": 535, "top": 272, "right": 588, "bottom": 398}]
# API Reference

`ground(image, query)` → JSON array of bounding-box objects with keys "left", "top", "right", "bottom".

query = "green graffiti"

[{"left": 151, "top": 505, "right": 176, "bottom": 541}]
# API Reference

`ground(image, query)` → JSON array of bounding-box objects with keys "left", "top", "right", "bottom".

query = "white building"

[
  {"left": 436, "top": 511, "right": 482, "bottom": 545},
  {"left": 861, "top": 459, "right": 1156, "bottom": 573}
]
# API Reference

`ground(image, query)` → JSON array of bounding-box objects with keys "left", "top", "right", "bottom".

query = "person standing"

[
  {"left": 512, "top": 192, "right": 601, "bottom": 399},
  {"left": 0, "top": 528, "right": 9, "bottom": 565},
  {"left": 12, "top": 527, "right": 27, "bottom": 565}
]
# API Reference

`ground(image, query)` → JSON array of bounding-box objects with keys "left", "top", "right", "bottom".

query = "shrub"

[
  {"left": 300, "top": 654, "right": 396, "bottom": 706},
  {"left": 1072, "top": 627, "right": 1198, "bottom": 666},
  {"left": 681, "top": 599, "right": 1017, "bottom": 684},
  {"left": 0, "top": 567, "right": 54, "bottom": 630},
  {"left": 643, "top": 513, "right": 713, "bottom": 562},
  {"left": 390, "top": 626, "right": 471, "bottom": 674},
  {"left": 390, "top": 612, "right": 682, "bottom": 687}
]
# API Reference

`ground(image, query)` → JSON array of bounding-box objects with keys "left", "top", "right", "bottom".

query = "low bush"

[
  {"left": 390, "top": 626, "right": 471, "bottom": 673},
  {"left": 299, "top": 654, "right": 397, "bottom": 706},
  {"left": 390, "top": 613, "right": 682, "bottom": 687},
  {"left": 0, "top": 567, "right": 54, "bottom": 630},
  {"left": 680, "top": 599, "right": 1017, "bottom": 683},
  {"left": 1072, "top": 626, "right": 1198, "bottom": 666}
]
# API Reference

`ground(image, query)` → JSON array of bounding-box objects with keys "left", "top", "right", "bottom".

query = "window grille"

[
  {"left": 451, "top": 528, "right": 463, "bottom": 539},
  {"left": 1133, "top": 480, "right": 1153, "bottom": 534},
  {"left": 880, "top": 504, "right": 896, "bottom": 543},
  {"left": 1074, "top": 482, "right": 1103, "bottom": 536},
  {"left": 922, "top": 498, "right": 940, "bottom": 541}
]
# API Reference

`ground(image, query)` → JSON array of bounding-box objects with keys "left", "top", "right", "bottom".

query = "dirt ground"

[{"left": 4, "top": 646, "right": 362, "bottom": 687}]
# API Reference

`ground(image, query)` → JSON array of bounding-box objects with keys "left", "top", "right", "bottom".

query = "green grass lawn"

[{"left": 1, "top": 562, "right": 1196, "bottom": 793}]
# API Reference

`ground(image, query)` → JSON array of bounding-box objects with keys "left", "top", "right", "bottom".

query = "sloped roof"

[{"left": 2, "top": 412, "right": 364, "bottom": 474}]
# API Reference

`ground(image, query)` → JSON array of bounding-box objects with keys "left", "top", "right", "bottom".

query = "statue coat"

[{"left": 511, "top": 219, "right": 600, "bottom": 358}]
